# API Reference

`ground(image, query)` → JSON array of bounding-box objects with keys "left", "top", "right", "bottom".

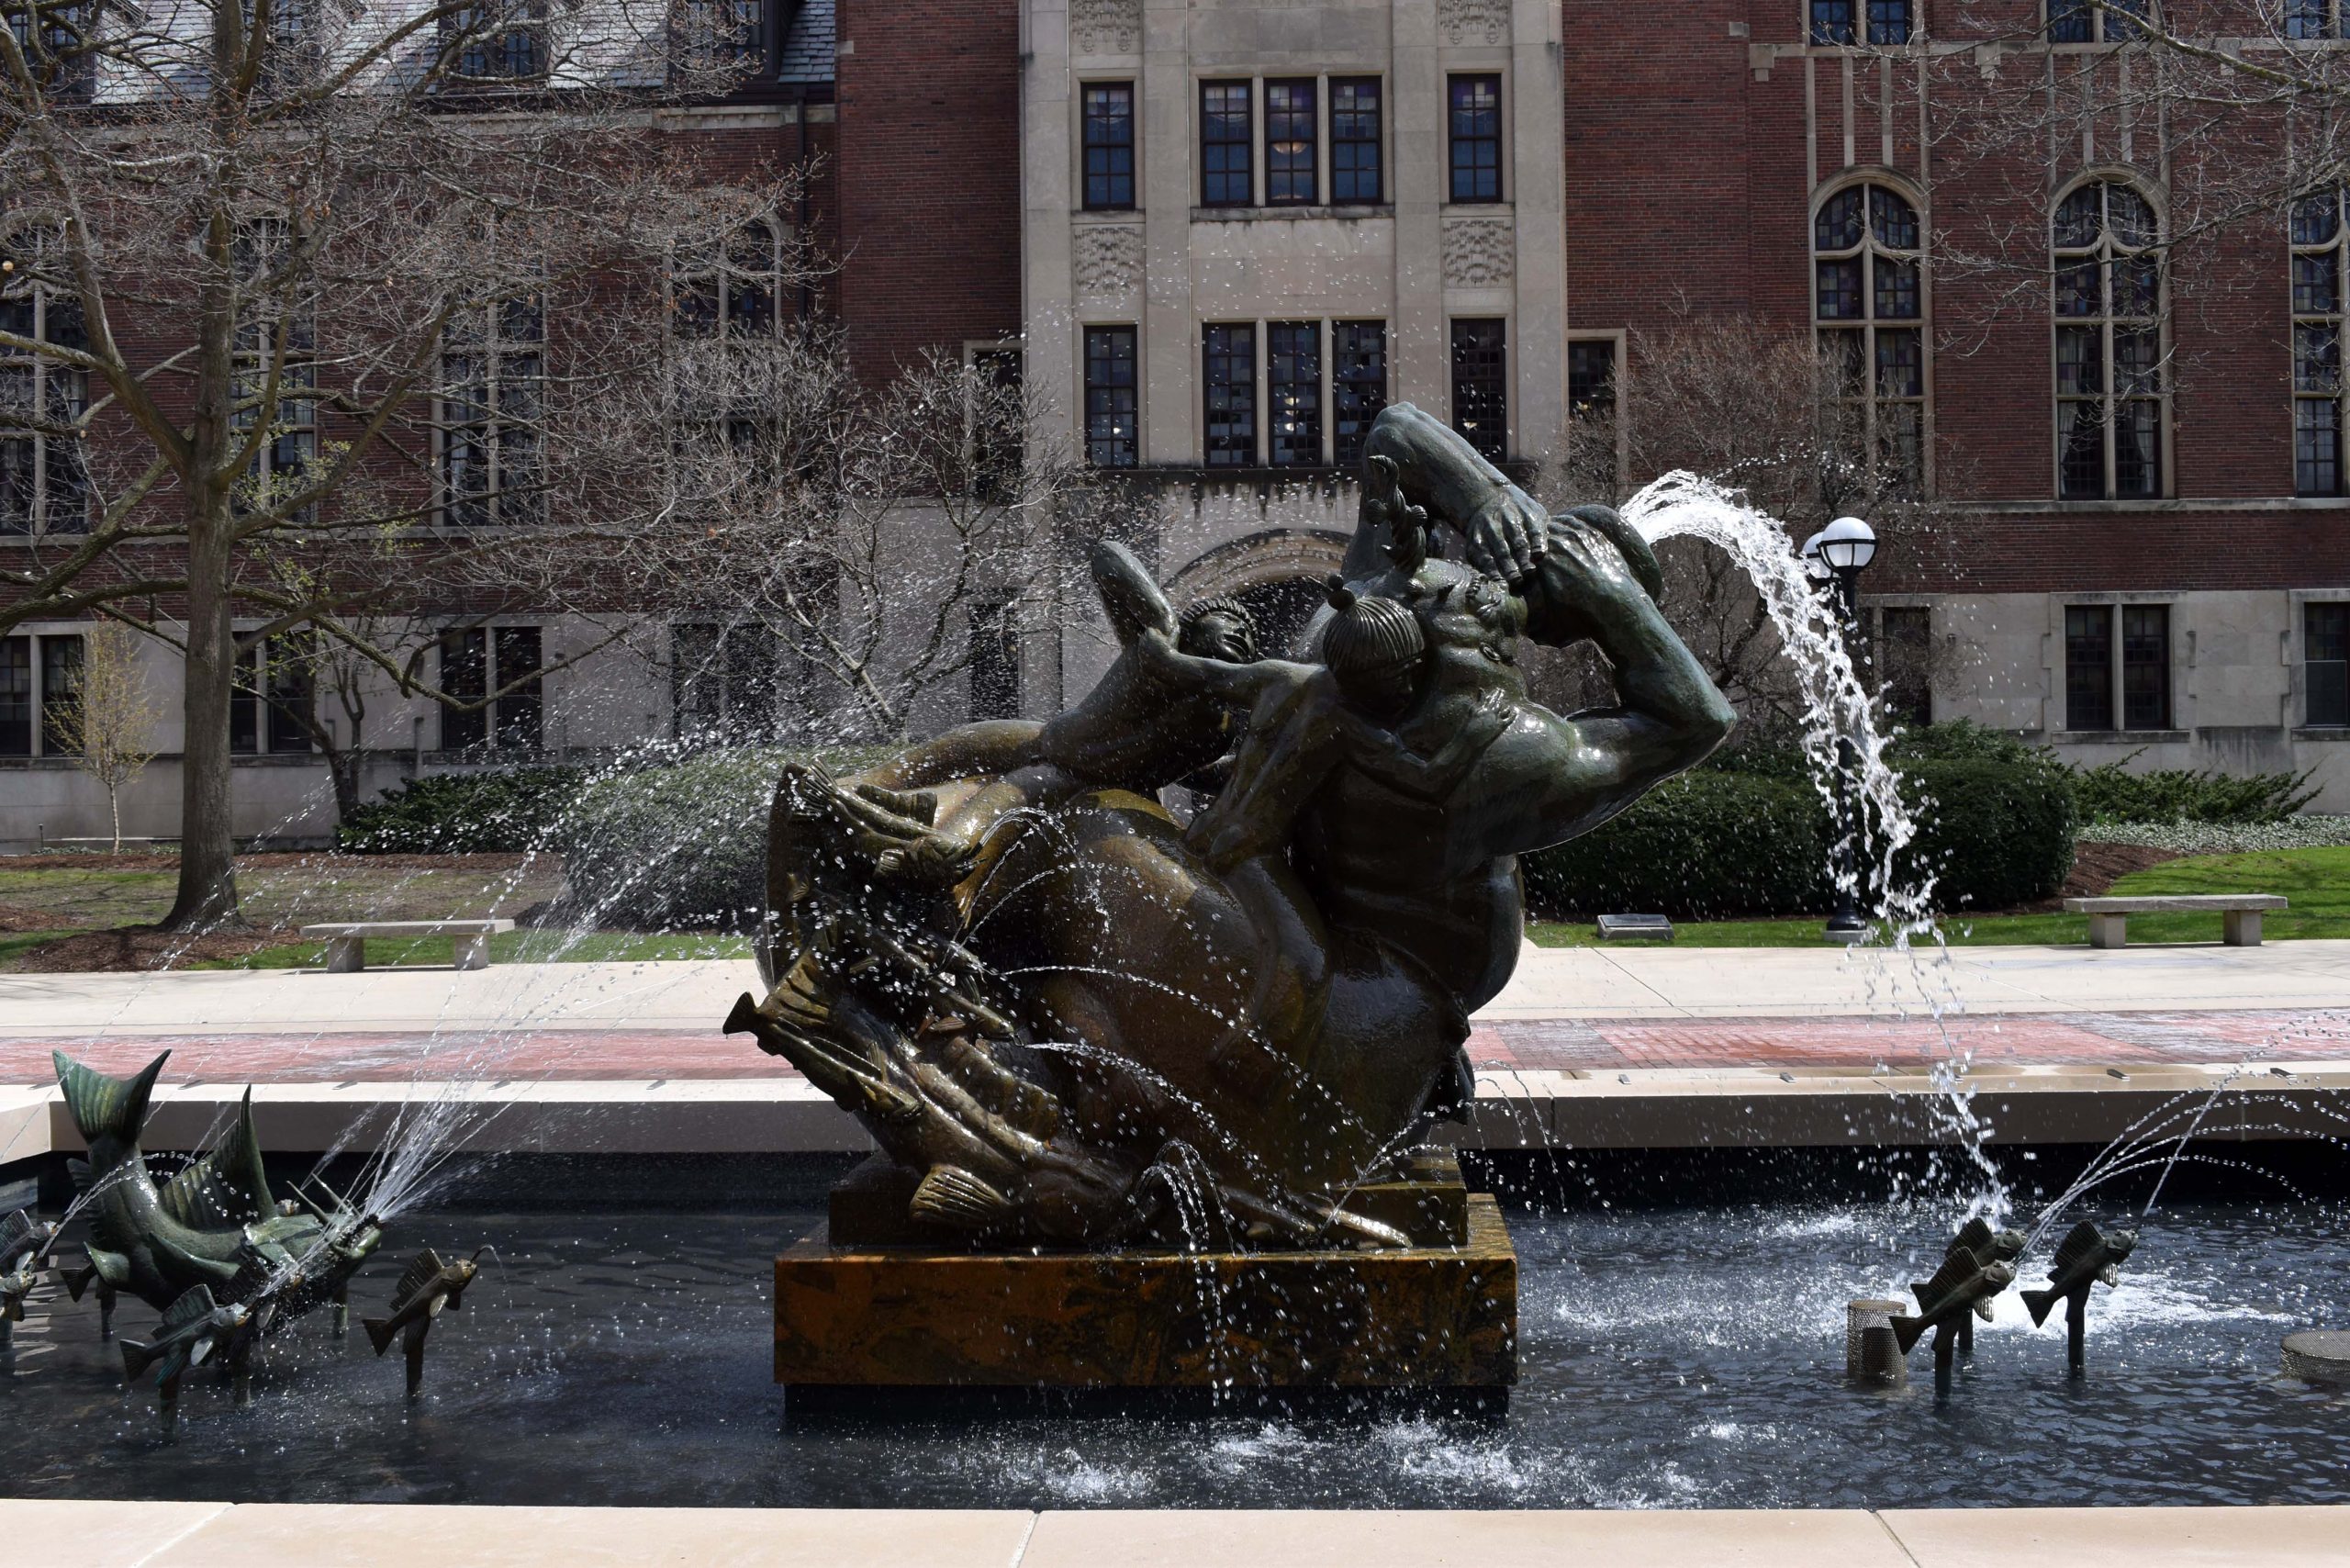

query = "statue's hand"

[{"left": 1461, "top": 485, "right": 1550, "bottom": 585}]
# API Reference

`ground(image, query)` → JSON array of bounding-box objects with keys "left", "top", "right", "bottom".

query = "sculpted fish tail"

[{"left": 53, "top": 1050, "right": 169, "bottom": 1153}]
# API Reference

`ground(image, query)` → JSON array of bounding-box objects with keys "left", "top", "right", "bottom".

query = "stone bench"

[
  {"left": 2061, "top": 895, "right": 2287, "bottom": 949},
  {"left": 299, "top": 919, "right": 516, "bottom": 973}
]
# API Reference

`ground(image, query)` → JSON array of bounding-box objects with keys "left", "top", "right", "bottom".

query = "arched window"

[
  {"left": 672, "top": 218, "right": 784, "bottom": 341},
  {"left": 1814, "top": 182, "right": 1926, "bottom": 483},
  {"left": 2048, "top": 0, "right": 2147, "bottom": 43},
  {"left": 1, "top": 224, "right": 90, "bottom": 535},
  {"left": 2053, "top": 179, "right": 2164, "bottom": 499},
  {"left": 2292, "top": 189, "right": 2348, "bottom": 496}
]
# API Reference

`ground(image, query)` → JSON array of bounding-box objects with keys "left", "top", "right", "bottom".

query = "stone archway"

[{"left": 1165, "top": 528, "right": 1350, "bottom": 658}]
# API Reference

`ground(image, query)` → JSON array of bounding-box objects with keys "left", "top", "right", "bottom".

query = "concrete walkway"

[
  {"left": 0, "top": 939, "right": 2343, "bottom": 1036},
  {"left": 5, "top": 1501, "right": 2342, "bottom": 1568}
]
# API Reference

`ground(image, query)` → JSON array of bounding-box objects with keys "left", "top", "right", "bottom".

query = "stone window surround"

[
  {"left": 2288, "top": 587, "right": 2350, "bottom": 731},
  {"left": 1184, "top": 314, "right": 1393, "bottom": 470},
  {"left": 2050, "top": 171, "right": 2173, "bottom": 503},
  {"left": 1810, "top": 171, "right": 1934, "bottom": 495},
  {"left": 1444, "top": 68, "right": 1511, "bottom": 207},
  {"left": 1078, "top": 79, "right": 1138, "bottom": 212},
  {"left": 0, "top": 626, "right": 82, "bottom": 759}
]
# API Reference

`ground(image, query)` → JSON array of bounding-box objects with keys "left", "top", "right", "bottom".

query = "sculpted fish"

[
  {"left": 1889, "top": 1248, "right": 2019, "bottom": 1356},
  {"left": 364, "top": 1246, "right": 485, "bottom": 1396},
  {"left": 2022, "top": 1221, "right": 2137, "bottom": 1328}
]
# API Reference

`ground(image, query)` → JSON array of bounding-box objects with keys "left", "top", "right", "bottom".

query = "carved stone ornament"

[
  {"left": 1069, "top": 0, "right": 1142, "bottom": 56},
  {"left": 1442, "top": 217, "right": 1515, "bottom": 287},
  {"left": 1438, "top": 0, "right": 1511, "bottom": 48},
  {"left": 1073, "top": 223, "right": 1144, "bottom": 300}
]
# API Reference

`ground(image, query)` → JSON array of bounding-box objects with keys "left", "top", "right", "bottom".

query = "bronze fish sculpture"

[
  {"left": 1945, "top": 1217, "right": 2025, "bottom": 1355},
  {"left": 364, "top": 1246, "right": 485, "bottom": 1397},
  {"left": 1890, "top": 1247, "right": 2018, "bottom": 1357},
  {"left": 121, "top": 1283, "right": 253, "bottom": 1435},
  {"left": 2022, "top": 1220, "right": 2137, "bottom": 1327}
]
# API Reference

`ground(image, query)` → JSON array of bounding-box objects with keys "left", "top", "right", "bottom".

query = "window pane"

[
  {"left": 2121, "top": 604, "right": 2169, "bottom": 729},
  {"left": 2115, "top": 328, "right": 2162, "bottom": 395},
  {"left": 1331, "top": 78, "right": 1382, "bottom": 204},
  {"left": 1874, "top": 256, "right": 1920, "bottom": 319},
  {"left": 1875, "top": 328, "right": 1923, "bottom": 398},
  {"left": 1869, "top": 186, "right": 1919, "bottom": 249},
  {"left": 229, "top": 646, "right": 258, "bottom": 755},
  {"left": 2058, "top": 399, "right": 2106, "bottom": 498},
  {"left": 1449, "top": 318, "right": 1507, "bottom": 462},
  {"left": 2308, "top": 602, "right": 2350, "bottom": 725},
  {"left": 2054, "top": 185, "right": 2101, "bottom": 247},
  {"left": 2054, "top": 328, "right": 2101, "bottom": 397},
  {"left": 1815, "top": 187, "right": 1863, "bottom": 252},
  {"left": 1867, "top": 0, "right": 1913, "bottom": 44},
  {"left": 1817, "top": 258, "right": 1863, "bottom": 320},
  {"left": 2113, "top": 400, "right": 2161, "bottom": 497},
  {"left": 2298, "top": 398, "right": 2342, "bottom": 497},
  {"left": 441, "top": 628, "right": 487, "bottom": 752},
  {"left": 2108, "top": 186, "right": 2156, "bottom": 247},
  {"left": 1083, "top": 326, "right": 1138, "bottom": 467},
  {"left": 1267, "top": 321, "right": 1320, "bottom": 466},
  {"left": 263, "top": 637, "right": 311, "bottom": 755},
  {"left": 2110, "top": 256, "right": 2160, "bottom": 319},
  {"left": 1332, "top": 320, "right": 1389, "bottom": 469},
  {"left": 2295, "top": 252, "right": 2337, "bottom": 315},
  {"left": 39, "top": 633, "right": 82, "bottom": 755},
  {"left": 2054, "top": 261, "right": 2099, "bottom": 317},
  {"left": 0, "top": 636, "right": 32, "bottom": 756},
  {"left": 1203, "top": 323, "right": 1256, "bottom": 466},
  {"left": 1822, "top": 328, "right": 1867, "bottom": 399},
  {"left": 1448, "top": 75, "right": 1501, "bottom": 203},
  {"left": 1879, "top": 604, "right": 1931, "bottom": 725},
  {"left": 1265, "top": 80, "right": 1317, "bottom": 206},
  {"left": 1810, "top": 0, "right": 1855, "bottom": 44},
  {"left": 2065, "top": 605, "right": 2113, "bottom": 731},
  {"left": 1082, "top": 84, "right": 1136, "bottom": 210},
  {"left": 494, "top": 625, "right": 543, "bottom": 750},
  {"left": 2288, "top": 0, "right": 2337, "bottom": 39},
  {"left": 1202, "top": 82, "right": 1253, "bottom": 206},
  {"left": 2293, "top": 192, "right": 2342, "bottom": 246}
]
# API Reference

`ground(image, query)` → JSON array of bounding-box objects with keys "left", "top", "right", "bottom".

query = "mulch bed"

[
  {"left": 2, "top": 852, "right": 553, "bottom": 873},
  {"left": 6, "top": 925, "right": 298, "bottom": 972},
  {"left": 2004, "top": 840, "right": 2185, "bottom": 914}
]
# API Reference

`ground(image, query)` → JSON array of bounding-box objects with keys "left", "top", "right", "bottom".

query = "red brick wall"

[{"left": 833, "top": 0, "right": 1024, "bottom": 378}]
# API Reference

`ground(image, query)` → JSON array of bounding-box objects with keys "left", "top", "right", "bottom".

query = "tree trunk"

[
  {"left": 108, "top": 789, "right": 122, "bottom": 856},
  {"left": 329, "top": 747, "right": 362, "bottom": 823},
  {"left": 162, "top": 505, "right": 245, "bottom": 930}
]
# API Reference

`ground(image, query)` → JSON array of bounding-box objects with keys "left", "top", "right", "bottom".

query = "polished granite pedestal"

[{"left": 773, "top": 1152, "right": 1516, "bottom": 1398}]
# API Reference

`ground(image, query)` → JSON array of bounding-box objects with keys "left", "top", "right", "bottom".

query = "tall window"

[
  {"left": 673, "top": 218, "right": 783, "bottom": 341},
  {"left": 1083, "top": 326, "right": 1137, "bottom": 467},
  {"left": 444, "top": 0, "right": 548, "bottom": 81},
  {"left": 7, "top": 1, "right": 95, "bottom": 100},
  {"left": 2049, "top": 0, "right": 2147, "bottom": 42},
  {"left": 2065, "top": 603, "right": 2170, "bottom": 731},
  {"left": 1450, "top": 319, "right": 1507, "bottom": 462},
  {"left": 1, "top": 226, "right": 89, "bottom": 536},
  {"left": 1569, "top": 337, "right": 1620, "bottom": 489},
  {"left": 229, "top": 638, "right": 314, "bottom": 756},
  {"left": 1817, "top": 183, "right": 1926, "bottom": 484},
  {"left": 1811, "top": 1, "right": 1913, "bottom": 43},
  {"left": 0, "top": 637, "right": 28, "bottom": 756},
  {"left": 1449, "top": 76, "right": 1502, "bottom": 204},
  {"left": 1876, "top": 605, "right": 1931, "bottom": 726},
  {"left": 1268, "top": 322, "right": 1320, "bottom": 466},
  {"left": 230, "top": 217, "right": 318, "bottom": 521},
  {"left": 39, "top": 632, "right": 81, "bottom": 755},
  {"left": 2292, "top": 189, "right": 2348, "bottom": 496},
  {"left": 1333, "top": 320, "right": 1389, "bottom": 469},
  {"left": 1082, "top": 84, "right": 1136, "bottom": 211},
  {"left": 1203, "top": 323, "right": 1256, "bottom": 466},
  {"left": 439, "top": 625, "right": 543, "bottom": 752},
  {"left": 2309, "top": 602, "right": 2350, "bottom": 727},
  {"left": 2053, "top": 180, "right": 2163, "bottom": 499},
  {"left": 1331, "top": 79, "right": 1382, "bottom": 205},
  {"left": 442, "top": 292, "right": 544, "bottom": 528},
  {"left": 2065, "top": 605, "right": 2114, "bottom": 730},
  {"left": 673, "top": 622, "right": 778, "bottom": 743},
  {"left": 1201, "top": 82, "right": 1253, "bottom": 207},
  {"left": 1266, "top": 80, "right": 1317, "bottom": 206}
]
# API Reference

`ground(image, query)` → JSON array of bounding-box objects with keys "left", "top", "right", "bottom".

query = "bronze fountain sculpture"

[{"left": 732, "top": 405, "right": 1738, "bottom": 1393}]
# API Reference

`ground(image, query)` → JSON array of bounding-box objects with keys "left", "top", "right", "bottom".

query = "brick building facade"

[{"left": 9, "top": 0, "right": 2350, "bottom": 849}]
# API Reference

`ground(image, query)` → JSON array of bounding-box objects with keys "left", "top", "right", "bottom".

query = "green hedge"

[
  {"left": 1523, "top": 735, "right": 2076, "bottom": 921},
  {"left": 555, "top": 751, "right": 782, "bottom": 931},
  {"left": 2073, "top": 757, "right": 2319, "bottom": 825},
  {"left": 1522, "top": 771, "right": 1830, "bottom": 919},
  {"left": 337, "top": 767, "right": 587, "bottom": 854}
]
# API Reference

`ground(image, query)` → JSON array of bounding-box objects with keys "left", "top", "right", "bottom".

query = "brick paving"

[{"left": 6, "top": 1007, "right": 2345, "bottom": 1087}]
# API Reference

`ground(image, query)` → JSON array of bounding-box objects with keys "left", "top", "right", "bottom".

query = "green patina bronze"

[{"left": 729, "top": 404, "right": 1737, "bottom": 1252}]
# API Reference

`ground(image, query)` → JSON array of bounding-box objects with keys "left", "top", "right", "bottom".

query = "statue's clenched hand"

[{"left": 1460, "top": 484, "right": 1551, "bottom": 585}]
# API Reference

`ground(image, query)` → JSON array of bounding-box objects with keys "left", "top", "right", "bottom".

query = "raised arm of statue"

[{"left": 1353, "top": 403, "right": 1553, "bottom": 584}]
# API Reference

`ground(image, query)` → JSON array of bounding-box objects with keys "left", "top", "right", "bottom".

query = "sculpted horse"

[{"left": 727, "top": 405, "right": 1735, "bottom": 1248}]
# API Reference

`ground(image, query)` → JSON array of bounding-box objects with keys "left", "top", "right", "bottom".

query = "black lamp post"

[{"left": 1805, "top": 515, "right": 1877, "bottom": 946}]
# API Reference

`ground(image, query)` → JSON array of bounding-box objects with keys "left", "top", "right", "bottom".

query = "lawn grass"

[
  {"left": 1527, "top": 845, "right": 2350, "bottom": 948},
  {"left": 189, "top": 928, "right": 753, "bottom": 970}
]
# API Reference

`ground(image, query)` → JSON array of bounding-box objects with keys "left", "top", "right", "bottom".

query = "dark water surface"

[{"left": 1, "top": 1198, "right": 2344, "bottom": 1509}]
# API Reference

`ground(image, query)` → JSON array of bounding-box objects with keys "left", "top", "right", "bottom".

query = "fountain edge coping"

[{"left": 2, "top": 1500, "right": 2344, "bottom": 1568}]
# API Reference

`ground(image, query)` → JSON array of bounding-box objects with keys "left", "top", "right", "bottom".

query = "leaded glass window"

[
  {"left": 2049, "top": 0, "right": 2147, "bottom": 43},
  {"left": 1815, "top": 183, "right": 1927, "bottom": 486},
  {"left": 2053, "top": 180, "right": 2164, "bottom": 499},
  {"left": 1448, "top": 76, "right": 1501, "bottom": 204},
  {"left": 0, "top": 224, "right": 89, "bottom": 536},
  {"left": 1083, "top": 326, "right": 1137, "bottom": 467},
  {"left": 441, "top": 291, "right": 544, "bottom": 528},
  {"left": 1268, "top": 321, "right": 1320, "bottom": 466},
  {"left": 1203, "top": 323, "right": 1256, "bottom": 466},
  {"left": 1332, "top": 320, "right": 1388, "bottom": 469},
  {"left": 2292, "top": 189, "right": 2348, "bottom": 496},
  {"left": 1082, "top": 84, "right": 1136, "bottom": 211},
  {"left": 1331, "top": 79, "right": 1382, "bottom": 205},
  {"left": 1266, "top": 80, "right": 1317, "bottom": 206},
  {"left": 1202, "top": 82, "right": 1253, "bottom": 207},
  {"left": 1449, "top": 319, "right": 1506, "bottom": 462}
]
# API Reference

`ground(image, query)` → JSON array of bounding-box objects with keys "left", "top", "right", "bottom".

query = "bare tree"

[
  {"left": 52, "top": 619, "right": 162, "bottom": 851},
  {"left": 1539, "top": 317, "right": 1964, "bottom": 733},
  {"left": 0, "top": 0, "right": 815, "bottom": 925}
]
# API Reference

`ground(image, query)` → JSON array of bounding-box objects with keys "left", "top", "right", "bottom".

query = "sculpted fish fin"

[
  {"left": 160, "top": 1283, "right": 217, "bottom": 1332},
  {"left": 1889, "top": 1312, "right": 1927, "bottom": 1357},
  {"left": 2048, "top": 1220, "right": 2100, "bottom": 1275},
  {"left": 1953, "top": 1217, "right": 1993, "bottom": 1257},
  {"left": 66, "top": 1158, "right": 92, "bottom": 1195},
  {"left": 53, "top": 1049, "right": 169, "bottom": 1149},
  {"left": 162, "top": 1088, "right": 276, "bottom": 1231},
  {"left": 2020, "top": 1286, "right": 2060, "bottom": 1327},
  {"left": 0, "top": 1209, "right": 37, "bottom": 1255},
  {"left": 362, "top": 1316, "right": 398, "bottom": 1356},
  {"left": 2098, "top": 1263, "right": 2121, "bottom": 1287},
  {"left": 121, "top": 1336, "right": 157, "bottom": 1382},
  {"left": 392, "top": 1248, "right": 443, "bottom": 1307},
  {"left": 82, "top": 1248, "right": 130, "bottom": 1291},
  {"left": 908, "top": 1165, "right": 1014, "bottom": 1232},
  {"left": 1973, "top": 1297, "right": 1996, "bottom": 1323}
]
